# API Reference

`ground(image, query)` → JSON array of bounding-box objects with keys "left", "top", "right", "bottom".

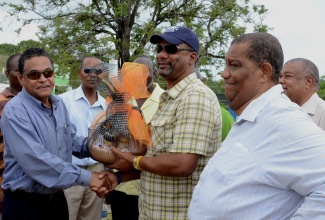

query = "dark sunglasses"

[
  {"left": 156, "top": 44, "right": 195, "bottom": 54},
  {"left": 84, "top": 68, "right": 103, "bottom": 75},
  {"left": 25, "top": 69, "right": 54, "bottom": 80}
]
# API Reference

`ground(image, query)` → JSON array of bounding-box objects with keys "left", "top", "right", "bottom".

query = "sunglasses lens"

[
  {"left": 156, "top": 45, "right": 163, "bottom": 53},
  {"left": 84, "top": 68, "right": 91, "bottom": 74},
  {"left": 26, "top": 69, "right": 53, "bottom": 80},
  {"left": 94, "top": 69, "right": 103, "bottom": 75},
  {"left": 165, "top": 45, "right": 177, "bottom": 54},
  {"left": 28, "top": 71, "right": 41, "bottom": 80},
  {"left": 43, "top": 69, "right": 54, "bottom": 78},
  {"left": 156, "top": 45, "right": 178, "bottom": 54}
]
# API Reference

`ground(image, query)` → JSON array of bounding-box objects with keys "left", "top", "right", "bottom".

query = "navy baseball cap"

[{"left": 150, "top": 26, "right": 199, "bottom": 54}]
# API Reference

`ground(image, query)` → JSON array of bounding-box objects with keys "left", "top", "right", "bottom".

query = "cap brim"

[{"left": 150, "top": 34, "right": 184, "bottom": 45}]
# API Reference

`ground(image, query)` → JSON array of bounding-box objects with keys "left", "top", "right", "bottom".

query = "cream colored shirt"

[{"left": 301, "top": 92, "right": 325, "bottom": 130}]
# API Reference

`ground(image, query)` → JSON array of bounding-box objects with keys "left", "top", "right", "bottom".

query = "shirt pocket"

[
  {"left": 150, "top": 118, "right": 172, "bottom": 155},
  {"left": 58, "top": 122, "right": 72, "bottom": 155},
  {"left": 213, "top": 142, "right": 248, "bottom": 185}
]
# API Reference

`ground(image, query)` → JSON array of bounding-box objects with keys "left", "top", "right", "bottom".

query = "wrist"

[
  {"left": 133, "top": 156, "right": 144, "bottom": 170},
  {"left": 115, "top": 172, "right": 122, "bottom": 185}
]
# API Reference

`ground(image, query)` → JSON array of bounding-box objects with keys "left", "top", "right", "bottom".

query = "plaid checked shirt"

[{"left": 138, "top": 73, "right": 222, "bottom": 219}]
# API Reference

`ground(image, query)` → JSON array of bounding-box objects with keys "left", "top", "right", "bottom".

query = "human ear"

[
  {"left": 305, "top": 75, "right": 314, "bottom": 87},
  {"left": 78, "top": 68, "right": 83, "bottom": 78},
  {"left": 17, "top": 74, "right": 24, "bottom": 86},
  {"left": 259, "top": 62, "right": 272, "bottom": 81},
  {"left": 189, "top": 52, "right": 197, "bottom": 65}
]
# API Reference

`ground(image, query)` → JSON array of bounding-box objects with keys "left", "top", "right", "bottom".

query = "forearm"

[
  {"left": 138, "top": 152, "right": 199, "bottom": 177},
  {"left": 119, "top": 169, "right": 141, "bottom": 183}
]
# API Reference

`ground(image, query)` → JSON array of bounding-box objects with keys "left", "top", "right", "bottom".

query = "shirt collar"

[
  {"left": 301, "top": 92, "right": 318, "bottom": 115},
  {"left": 147, "top": 83, "right": 163, "bottom": 103},
  {"left": 237, "top": 84, "right": 284, "bottom": 123},
  {"left": 21, "top": 87, "right": 59, "bottom": 110},
  {"left": 166, "top": 72, "right": 198, "bottom": 99},
  {"left": 75, "top": 85, "right": 106, "bottom": 108}
]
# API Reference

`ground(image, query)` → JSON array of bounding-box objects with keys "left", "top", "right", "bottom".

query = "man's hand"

[
  {"left": 89, "top": 171, "right": 110, "bottom": 198},
  {"left": 105, "top": 147, "right": 135, "bottom": 171}
]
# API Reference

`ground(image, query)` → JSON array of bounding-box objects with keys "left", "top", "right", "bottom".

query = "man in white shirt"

[
  {"left": 188, "top": 32, "right": 325, "bottom": 219},
  {"left": 279, "top": 58, "right": 325, "bottom": 130},
  {"left": 59, "top": 56, "right": 106, "bottom": 220}
]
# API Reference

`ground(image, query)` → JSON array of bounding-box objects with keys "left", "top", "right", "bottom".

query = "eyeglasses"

[
  {"left": 25, "top": 69, "right": 54, "bottom": 80},
  {"left": 84, "top": 68, "right": 103, "bottom": 75},
  {"left": 156, "top": 44, "right": 195, "bottom": 54}
]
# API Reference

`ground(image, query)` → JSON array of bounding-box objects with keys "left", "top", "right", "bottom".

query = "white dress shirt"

[
  {"left": 301, "top": 92, "right": 325, "bottom": 130},
  {"left": 59, "top": 86, "right": 106, "bottom": 166},
  {"left": 188, "top": 85, "right": 325, "bottom": 219}
]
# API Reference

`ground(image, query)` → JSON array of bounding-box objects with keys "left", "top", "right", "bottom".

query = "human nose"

[
  {"left": 221, "top": 68, "right": 230, "bottom": 79},
  {"left": 279, "top": 76, "right": 284, "bottom": 84},
  {"left": 156, "top": 47, "right": 169, "bottom": 58}
]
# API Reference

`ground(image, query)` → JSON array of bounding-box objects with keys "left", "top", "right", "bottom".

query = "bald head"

[
  {"left": 279, "top": 58, "right": 319, "bottom": 106},
  {"left": 134, "top": 56, "right": 156, "bottom": 91}
]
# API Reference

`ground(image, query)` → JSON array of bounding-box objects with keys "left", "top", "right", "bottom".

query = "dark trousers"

[
  {"left": 2, "top": 190, "right": 68, "bottom": 220},
  {"left": 109, "top": 190, "right": 139, "bottom": 220}
]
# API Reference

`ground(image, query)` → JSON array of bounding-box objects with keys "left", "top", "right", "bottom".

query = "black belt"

[{"left": 4, "top": 189, "right": 64, "bottom": 202}]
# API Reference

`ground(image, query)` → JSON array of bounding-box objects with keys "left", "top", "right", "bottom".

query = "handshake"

[
  {"left": 88, "top": 170, "right": 118, "bottom": 198},
  {"left": 88, "top": 146, "right": 142, "bottom": 198}
]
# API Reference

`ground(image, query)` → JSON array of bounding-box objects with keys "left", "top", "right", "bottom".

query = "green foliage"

[
  {"left": 17, "top": 40, "right": 42, "bottom": 52},
  {"left": 1, "top": 0, "right": 270, "bottom": 79},
  {"left": 0, "top": 44, "right": 19, "bottom": 55},
  {"left": 318, "top": 76, "right": 325, "bottom": 100}
]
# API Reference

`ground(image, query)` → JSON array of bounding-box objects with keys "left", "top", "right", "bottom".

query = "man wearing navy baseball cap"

[
  {"left": 104, "top": 26, "right": 222, "bottom": 219},
  {"left": 150, "top": 26, "right": 200, "bottom": 54}
]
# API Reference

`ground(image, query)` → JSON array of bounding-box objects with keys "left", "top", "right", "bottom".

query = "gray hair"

[
  {"left": 285, "top": 58, "right": 319, "bottom": 88},
  {"left": 231, "top": 32, "right": 284, "bottom": 83}
]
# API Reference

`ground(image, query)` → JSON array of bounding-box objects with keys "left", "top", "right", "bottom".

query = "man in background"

[
  {"left": 279, "top": 58, "right": 325, "bottom": 130},
  {"left": 0, "top": 53, "right": 22, "bottom": 220},
  {"left": 108, "top": 56, "right": 164, "bottom": 219},
  {"left": 59, "top": 56, "right": 106, "bottom": 220}
]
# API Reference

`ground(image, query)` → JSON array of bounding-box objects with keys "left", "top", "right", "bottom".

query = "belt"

[{"left": 4, "top": 189, "right": 64, "bottom": 202}]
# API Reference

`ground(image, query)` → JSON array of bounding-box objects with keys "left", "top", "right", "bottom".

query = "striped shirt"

[
  {"left": 139, "top": 73, "right": 222, "bottom": 219},
  {"left": 188, "top": 85, "right": 325, "bottom": 219}
]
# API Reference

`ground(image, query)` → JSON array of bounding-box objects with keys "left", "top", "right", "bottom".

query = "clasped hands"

[{"left": 89, "top": 147, "right": 137, "bottom": 198}]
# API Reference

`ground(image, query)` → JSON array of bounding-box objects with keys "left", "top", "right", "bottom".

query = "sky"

[{"left": 1, "top": 0, "right": 325, "bottom": 76}]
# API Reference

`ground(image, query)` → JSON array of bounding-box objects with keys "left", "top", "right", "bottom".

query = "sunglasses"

[
  {"left": 25, "top": 69, "right": 54, "bottom": 80},
  {"left": 156, "top": 44, "right": 195, "bottom": 54},
  {"left": 84, "top": 68, "right": 103, "bottom": 75}
]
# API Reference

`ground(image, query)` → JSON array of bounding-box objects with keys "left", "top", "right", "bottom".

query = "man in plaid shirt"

[{"left": 104, "top": 26, "right": 222, "bottom": 219}]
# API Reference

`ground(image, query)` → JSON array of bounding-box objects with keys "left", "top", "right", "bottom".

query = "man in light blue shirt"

[
  {"left": 188, "top": 32, "right": 325, "bottom": 219},
  {"left": 1, "top": 48, "right": 108, "bottom": 220},
  {"left": 59, "top": 56, "right": 107, "bottom": 220}
]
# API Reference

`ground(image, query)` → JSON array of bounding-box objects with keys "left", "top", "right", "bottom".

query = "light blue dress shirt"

[
  {"left": 59, "top": 86, "right": 106, "bottom": 166},
  {"left": 1, "top": 88, "right": 91, "bottom": 194},
  {"left": 189, "top": 85, "right": 325, "bottom": 219}
]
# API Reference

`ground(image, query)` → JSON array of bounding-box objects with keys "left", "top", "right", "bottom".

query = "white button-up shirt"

[
  {"left": 189, "top": 85, "right": 325, "bottom": 219},
  {"left": 59, "top": 86, "right": 106, "bottom": 166}
]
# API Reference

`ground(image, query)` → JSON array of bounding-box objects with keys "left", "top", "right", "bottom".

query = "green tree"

[
  {"left": 0, "top": 43, "right": 19, "bottom": 55},
  {"left": 1, "top": 0, "right": 269, "bottom": 79},
  {"left": 318, "top": 76, "right": 325, "bottom": 100},
  {"left": 17, "top": 39, "right": 42, "bottom": 52}
]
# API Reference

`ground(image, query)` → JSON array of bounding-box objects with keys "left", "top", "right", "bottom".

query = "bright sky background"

[
  {"left": 1, "top": 0, "right": 325, "bottom": 76},
  {"left": 250, "top": 0, "right": 325, "bottom": 77}
]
